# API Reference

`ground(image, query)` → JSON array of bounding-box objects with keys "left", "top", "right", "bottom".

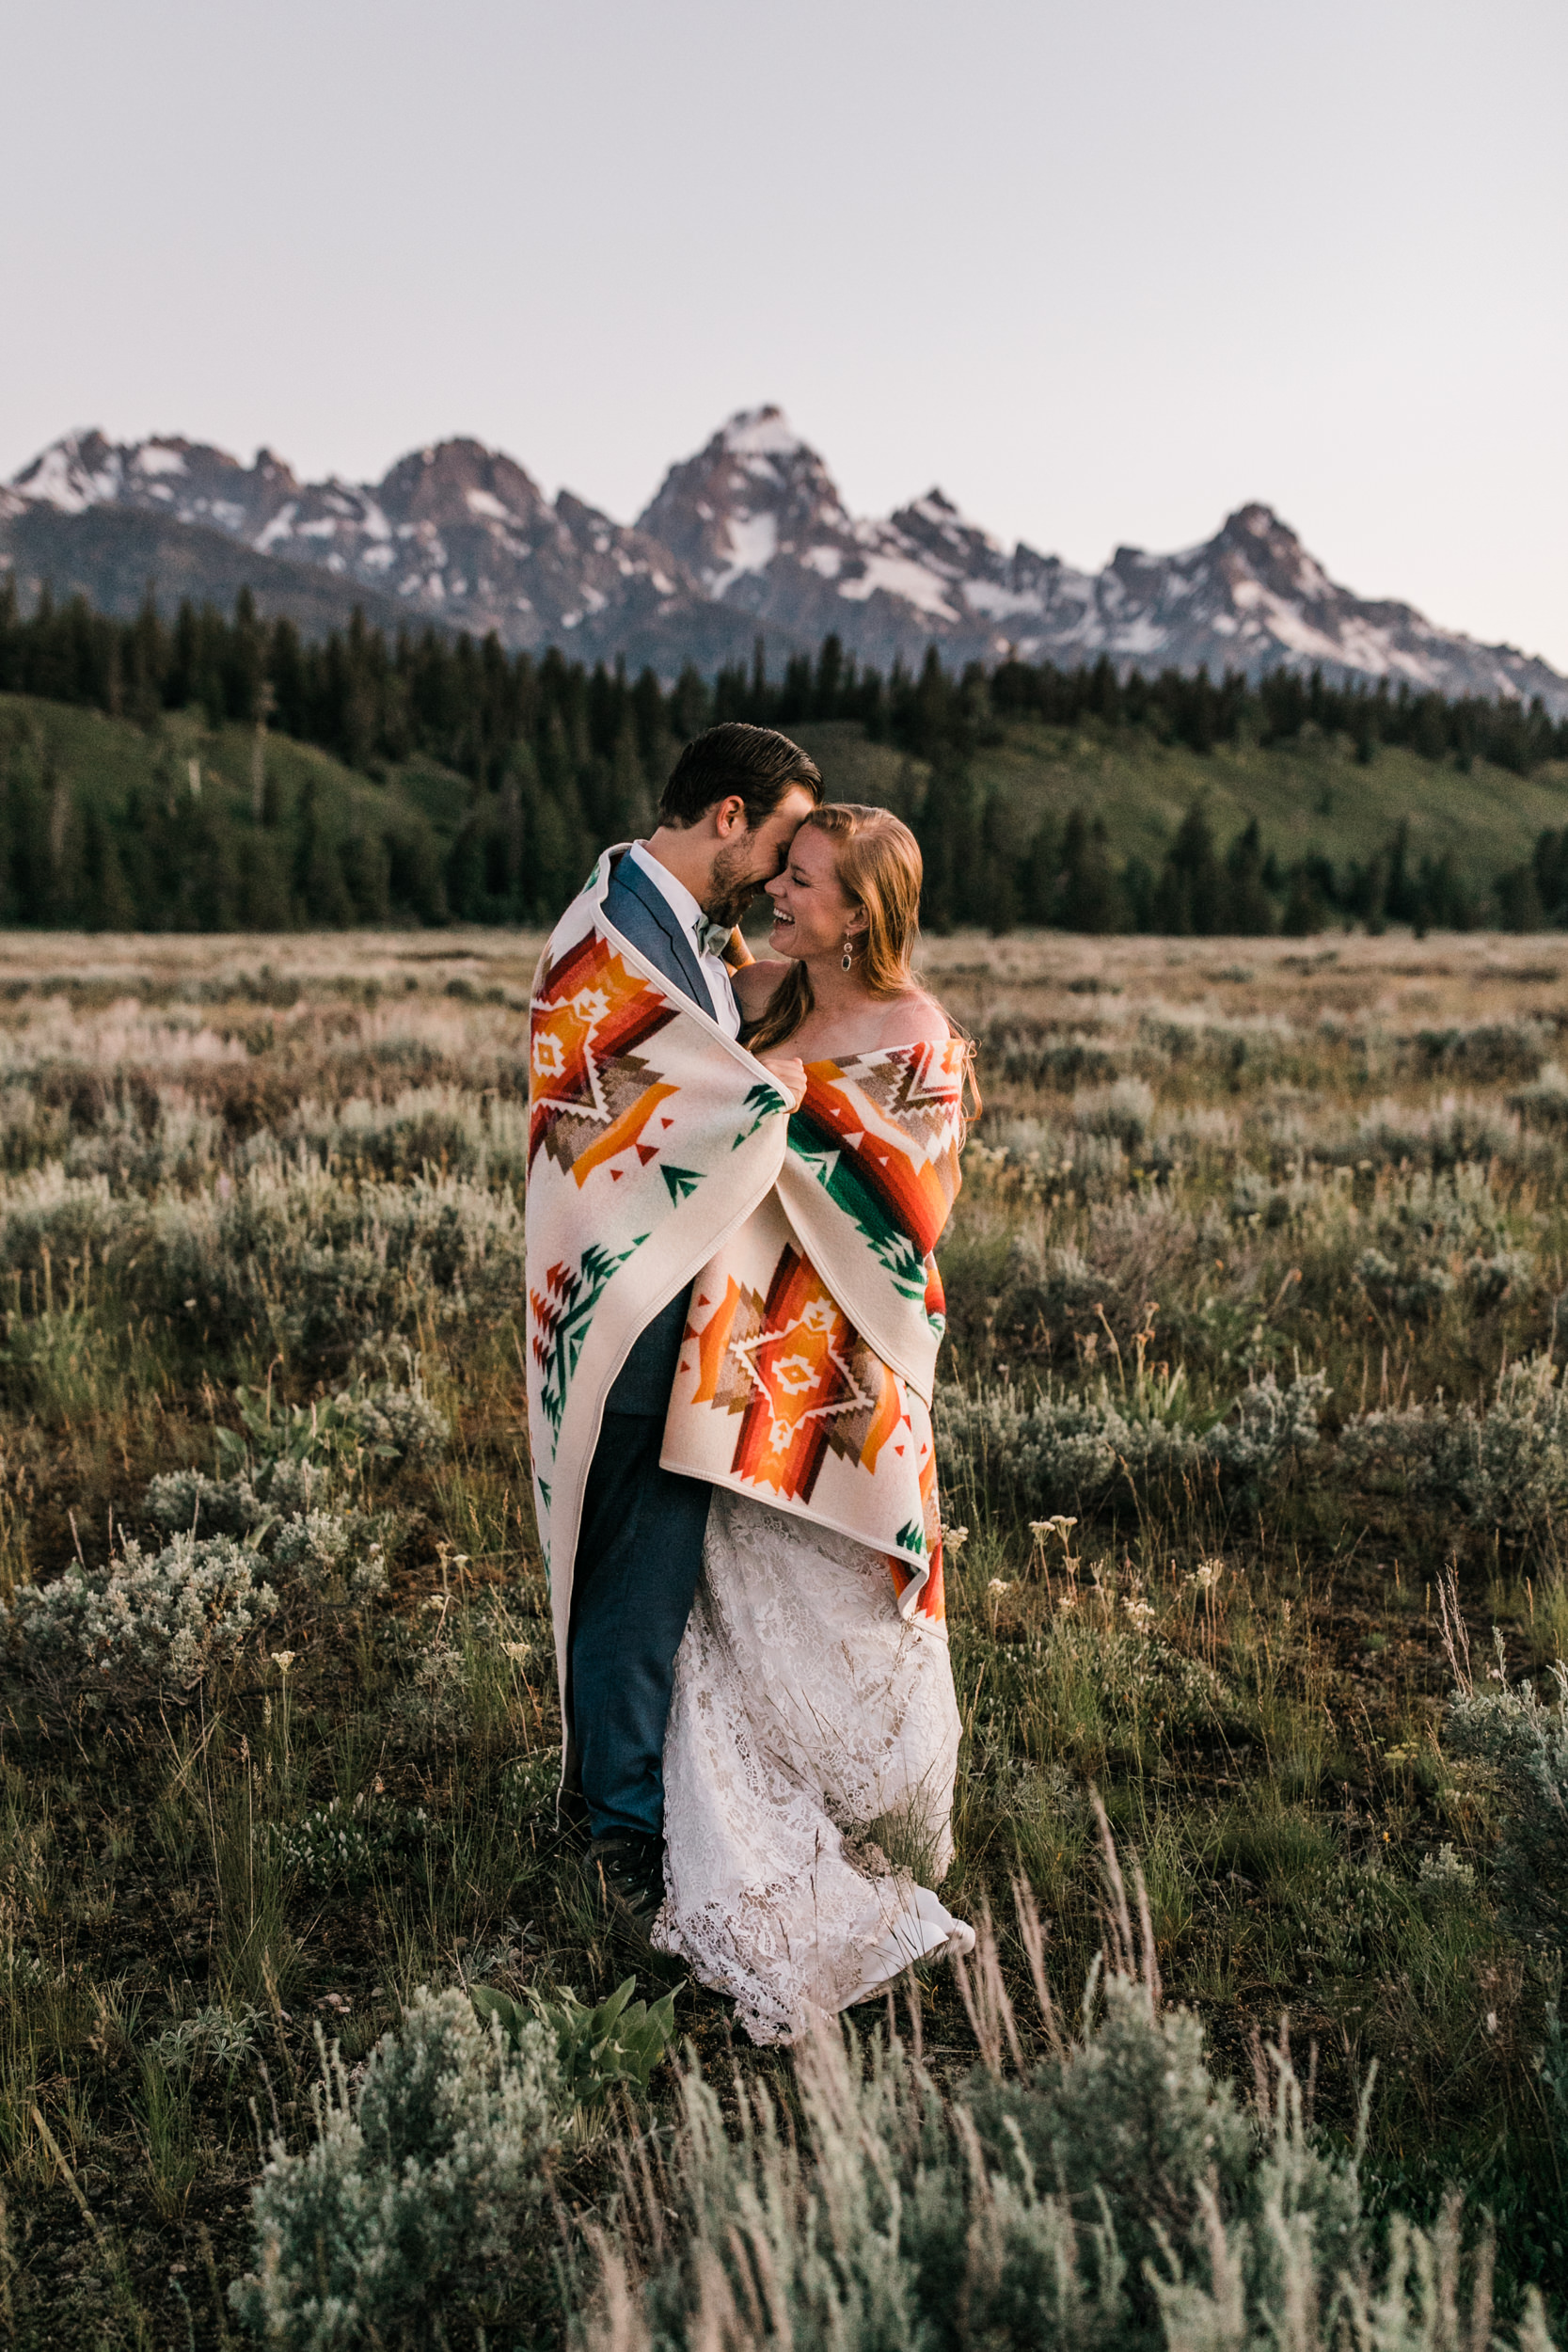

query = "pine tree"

[
  {"left": 341, "top": 827, "right": 392, "bottom": 923},
  {"left": 1533, "top": 828, "right": 1568, "bottom": 924},
  {"left": 521, "top": 767, "right": 592, "bottom": 923},
  {"left": 293, "top": 777, "right": 355, "bottom": 925},
  {"left": 1090, "top": 655, "right": 1122, "bottom": 728},
  {"left": 236, "top": 834, "right": 292, "bottom": 930},
  {"left": 0, "top": 578, "right": 19, "bottom": 694},
  {"left": 1221, "top": 819, "right": 1274, "bottom": 934},
  {"left": 1383, "top": 821, "right": 1417, "bottom": 924},
  {"left": 1059, "top": 808, "right": 1120, "bottom": 932},
  {"left": 41, "top": 753, "right": 84, "bottom": 925},
  {"left": 917, "top": 754, "right": 978, "bottom": 931},
  {"left": 813, "top": 635, "right": 845, "bottom": 720},
  {"left": 1152, "top": 803, "right": 1219, "bottom": 934},
  {"left": 386, "top": 815, "right": 448, "bottom": 924},
  {"left": 608, "top": 719, "right": 652, "bottom": 841},
  {"left": 80, "top": 808, "right": 135, "bottom": 930},
  {"left": 1282, "top": 866, "right": 1325, "bottom": 937},
  {"left": 1022, "top": 817, "right": 1060, "bottom": 926}
]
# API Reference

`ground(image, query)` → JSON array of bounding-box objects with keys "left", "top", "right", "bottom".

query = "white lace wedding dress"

[{"left": 653, "top": 1486, "right": 974, "bottom": 2044}]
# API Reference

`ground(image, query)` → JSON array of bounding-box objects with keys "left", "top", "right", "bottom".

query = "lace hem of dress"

[{"left": 654, "top": 1486, "right": 974, "bottom": 2046}]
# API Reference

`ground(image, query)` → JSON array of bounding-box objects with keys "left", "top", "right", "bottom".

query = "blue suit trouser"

[{"left": 567, "top": 1289, "right": 711, "bottom": 1839}]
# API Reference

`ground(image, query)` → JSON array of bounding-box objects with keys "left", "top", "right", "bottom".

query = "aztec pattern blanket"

[
  {"left": 526, "top": 850, "right": 792, "bottom": 1730},
  {"left": 660, "top": 1041, "right": 968, "bottom": 1632},
  {"left": 526, "top": 848, "right": 969, "bottom": 1744}
]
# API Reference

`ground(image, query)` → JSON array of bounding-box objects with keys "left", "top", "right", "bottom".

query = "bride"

[{"left": 652, "top": 803, "right": 976, "bottom": 2044}]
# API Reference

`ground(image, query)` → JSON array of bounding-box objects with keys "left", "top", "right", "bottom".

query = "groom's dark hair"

[{"left": 659, "top": 723, "right": 822, "bottom": 830}]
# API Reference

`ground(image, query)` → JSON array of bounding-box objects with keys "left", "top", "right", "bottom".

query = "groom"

[{"left": 570, "top": 722, "right": 821, "bottom": 1934}]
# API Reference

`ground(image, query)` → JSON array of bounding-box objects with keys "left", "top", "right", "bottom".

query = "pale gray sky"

[{"left": 3, "top": 0, "right": 1564, "bottom": 666}]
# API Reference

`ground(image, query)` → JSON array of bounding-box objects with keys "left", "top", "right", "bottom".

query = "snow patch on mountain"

[{"left": 7, "top": 410, "right": 1564, "bottom": 711}]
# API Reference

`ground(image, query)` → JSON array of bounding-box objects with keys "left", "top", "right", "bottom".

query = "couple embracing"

[{"left": 524, "top": 723, "right": 976, "bottom": 2044}]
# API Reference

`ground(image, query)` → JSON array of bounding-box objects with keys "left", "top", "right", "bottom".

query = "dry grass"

[{"left": 0, "top": 926, "right": 1562, "bottom": 2347}]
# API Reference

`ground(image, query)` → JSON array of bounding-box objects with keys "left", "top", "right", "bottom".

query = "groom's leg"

[{"left": 569, "top": 1407, "right": 711, "bottom": 1840}]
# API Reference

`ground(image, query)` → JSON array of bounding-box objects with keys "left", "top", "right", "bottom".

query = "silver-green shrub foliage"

[
  {"left": 145, "top": 1468, "right": 269, "bottom": 1539},
  {"left": 1, "top": 1531, "right": 277, "bottom": 1686},
  {"left": 268, "top": 1510, "right": 388, "bottom": 1599},
  {"left": 584, "top": 1967, "right": 1553, "bottom": 2352},
  {"left": 230, "top": 1986, "right": 561, "bottom": 2351},
  {"left": 935, "top": 1370, "right": 1326, "bottom": 1517},
  {"left": 1446, "top": 1641, "right": 1568, "bottom": 1950},
  {"left": 1353, "top": 1167, "right": 1529, "bottom": 1319},
  {"left": 1338, "top": 1355, "right": 1568, "bottom": 1540}
]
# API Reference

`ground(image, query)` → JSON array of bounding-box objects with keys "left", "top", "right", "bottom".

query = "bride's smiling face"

[{"left": 765, "top": 824, "right": 865, "bottom": 962}]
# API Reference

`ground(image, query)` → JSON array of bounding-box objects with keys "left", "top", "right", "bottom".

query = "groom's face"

[{"left": 705, "top": 787, "right": 817, "bottom": 926}]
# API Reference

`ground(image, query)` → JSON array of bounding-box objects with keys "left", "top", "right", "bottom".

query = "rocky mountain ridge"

[{"left": 5, "top": 410, "right": 1564, "bottom": 712}]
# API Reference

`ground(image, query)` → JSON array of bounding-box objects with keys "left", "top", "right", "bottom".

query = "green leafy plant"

[{"left": 472, "top": 1974, "right": 678, "bottom": 2110}]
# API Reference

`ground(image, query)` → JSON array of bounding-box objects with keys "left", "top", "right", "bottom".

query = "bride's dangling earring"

[{"left": 842, "top": 931, "right": 854, "bottom": 973}]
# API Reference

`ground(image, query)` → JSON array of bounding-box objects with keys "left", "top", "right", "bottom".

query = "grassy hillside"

[
  {"left": 791, "top": 714, "right": 1568, "bottom": 877},
  {"left": 7, "top": 689, "right": 1568, "bottom": 934},
  {"left": 0, "top": 691, "right": 477, "bottom": 928}
]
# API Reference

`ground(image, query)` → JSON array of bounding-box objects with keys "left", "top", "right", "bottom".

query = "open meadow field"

[{"left": 0, "top": 925, "right": 1565, "bottom": 2348}]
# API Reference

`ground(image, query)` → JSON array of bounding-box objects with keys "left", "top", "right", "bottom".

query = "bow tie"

[{"left": 697, "top": 917, "right": 733, "bottom": 960}]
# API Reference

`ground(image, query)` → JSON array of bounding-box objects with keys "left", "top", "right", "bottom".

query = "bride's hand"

[{"left": 757, "top": 1053, "right": 808, "bottom": 1111}]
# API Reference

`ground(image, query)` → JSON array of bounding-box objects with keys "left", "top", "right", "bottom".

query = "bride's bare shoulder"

[
  {"left": 878, "top": 989, "right": 953, "bottom": 1049},
  {"left": 733, "top": 958, "right": 792, "bottom": 1020}
]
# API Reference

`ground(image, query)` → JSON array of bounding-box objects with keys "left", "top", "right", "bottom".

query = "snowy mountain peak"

[
  {"left": 373, "top": 438, "right": 552, "bottom": 532},
  {"left": 14, "top": 429, "right": 131, "bottom": 515},
  {"left": 720, "top": 405, "right": 807, "bottom": 460},
  {"left": 5, "top": 418, "right": 1564, "bottom": 712},
  {"left": 636, "top": 407, "right": 861, "bottom": 618}
]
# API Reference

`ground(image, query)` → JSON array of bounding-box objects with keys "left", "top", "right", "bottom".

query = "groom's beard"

[{"left": 704, "top": 843, "right": 768, "bottom": 930}]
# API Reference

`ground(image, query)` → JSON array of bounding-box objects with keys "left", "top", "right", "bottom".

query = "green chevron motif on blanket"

[
  {"left": 533, "top": 1234, "right": 649, "bottom": 1443},
  {"left": 787, "top": 1126, "right": 928, "bottom": 1301},
  {"left": 733, "top": 1082, "right": 787, "bottom": 1148},
  {"left": 660, "top": 1166, "right": 705, "bottom": 1205},
  {"left": 893, "top": 1518, "right": 926, "bottom": 1556}
]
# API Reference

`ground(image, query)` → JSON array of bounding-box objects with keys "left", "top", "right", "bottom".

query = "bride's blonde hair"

[
  {"left": 749, "top": 803, "right": 922, "bottom": 1054},
  {"left": 749, "top": 805, "right": 983, "bottom": 1129}
]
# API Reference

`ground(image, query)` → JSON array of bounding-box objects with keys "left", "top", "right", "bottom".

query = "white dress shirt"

[{"left": 627, "top": 841, "right": 741, "bottom": 1038}]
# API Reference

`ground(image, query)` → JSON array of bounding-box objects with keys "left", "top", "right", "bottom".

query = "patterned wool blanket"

[
  {"left": 659, "top": 1041, "right": 968, "bottom": 1632},
  {"left": 526, "top": 850, "right": 791, "bottom": 1732},
  {"left": 526, "top": 850, "right": 970, "bottom": 1749}
]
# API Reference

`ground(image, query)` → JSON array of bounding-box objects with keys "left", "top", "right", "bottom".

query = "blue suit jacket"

[
  {"left": 603, "top": 849, "right": 716, "bottom": 1018},
  {"left": 601, "top": 849, "right": 736, "bottom": 1416}
]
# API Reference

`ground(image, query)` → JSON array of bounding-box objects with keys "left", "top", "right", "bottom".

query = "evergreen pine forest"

[
  {"left": 4, "top": 580, "right": 1568, "bottom": 937},
  {"left": 1, "top": 589, "right": 1567, "bottom": 2347}
]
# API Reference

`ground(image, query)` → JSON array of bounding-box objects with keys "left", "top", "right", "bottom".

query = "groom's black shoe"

[{"left": 585, "top": 1829, "right": 665, "bottom": 1943}]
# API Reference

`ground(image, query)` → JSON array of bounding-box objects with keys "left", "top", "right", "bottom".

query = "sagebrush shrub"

[
  {"left": 392, "top": 1638, "right": 474, "bottom": 1747},
  {"left": 216, "top": 1369, "right": 450, "bottom": 1479},
  {"left": 145, "top": 1467, "right": 268, "bottom": 1539},
  {"left": 147, "top": 1158, "right": 526, "bottom": 1359},
  {"left": 1, "top": 1532, "right": 277, "bottom": 1687},
  {"left": 150, "top": 2001, "right": 263, "bottom": 2074},
  {"left": 1353, "top": 1166, "right": 1529, "bottom": 1319},
  {"left": 581, "top": 1957, "right": 1549, "bottom": 2352},
  {"left": 1074, "top": 1077, "right": 1156, "bottom": 1151},
  {"left": 271, "top": 1795, "right": 410, "bottom": 1889},
  {"left": 1332, "top": 1094, "right": 1521, "bottom": 1173},
  {"left": 1446, "top": 1638, "right": 1568, "bottom": 1949},
  {"left": 268, "top": 1509, "right": 388, "bottom": 1599},
  {"left": 1408, "top": 1019, "right": 1549, "bottom": 1085},
  {"left": 935, "top": 1370, "right": 1325, "bottom": 1519},
  {"left": 230, "top": 1986, "right": 561, "bottom": 2351},
  {"left": 1509, "top": 1062, "right": 1568, "bottom": 1132},
  {"left": 1338, "top": 1355, "right": 1568, "bottom": 1542},
  {"left": 143, "top": 1459, "right": 390, "bottom": 1602}
]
